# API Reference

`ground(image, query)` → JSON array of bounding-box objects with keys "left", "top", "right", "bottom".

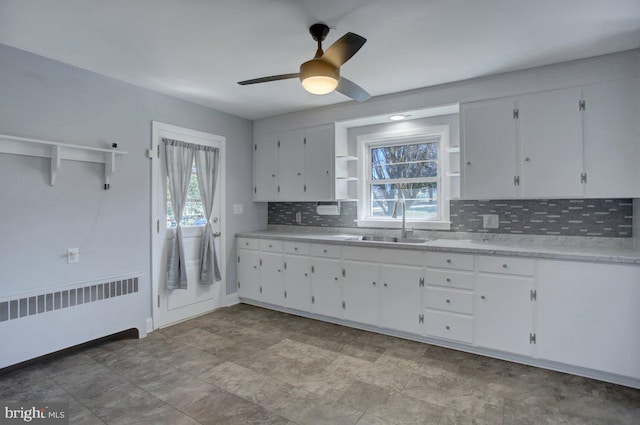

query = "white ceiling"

[{"left": 1, "top": 0, "right": 639, "bottom": 120}]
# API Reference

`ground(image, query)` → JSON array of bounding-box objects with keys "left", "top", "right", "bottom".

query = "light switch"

[
  {"left": 233, "top": 204, "right": 243, "bottom": 214},
  {"left": 67, "top": 248, "right": 79, "bottom": 264}
]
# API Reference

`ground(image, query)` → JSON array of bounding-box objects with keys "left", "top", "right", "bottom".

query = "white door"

[
  {"left": 461, "top": 97, "right": 518, "bottom": 200},
  {"left": 278, "top": 130, "right": 304, "bottom": 200},
  {"left": 304, "top": 126, "right": 334, "bottom": 200},
  {"left": 475, "top": 274, "right": 534, "bottom": 356},
  {"left": 519, "top": 87, "right": 584, "bottom": 198},
  {"left": 151, "top": 122, "right": 225, "bottom": 329},
  {"left": 342, "top": 259, "right": 379, "bottom": 325},
  {"left": 380, "top": 264, "right": 423, "bottom": 334},
  {"left": 283, "top": 254, "right": 311, "bottom": 311},
  {"left": 260, "top": 252, "right": 284, "bottom": 306},
  {"left": 311, "top": 257, "right": 343, "bottom": 318}
]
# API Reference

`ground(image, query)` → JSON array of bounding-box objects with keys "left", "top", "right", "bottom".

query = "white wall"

[
  {"left": 255, "top": 50, "right": 640, "bottom": 133},
  {"left": 0, "top": 44, "right": 266, "bottom": 309}
]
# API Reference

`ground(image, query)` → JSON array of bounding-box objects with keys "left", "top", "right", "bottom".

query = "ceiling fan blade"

[
  {"left": 336, "top": 77, "right": 370, "bottom": 102},
  {"left": 238, "top": 73, "right": 300, "bottom": 85},
  {"left": 322, "top": 32, "right": 366, "bottom": 68}
]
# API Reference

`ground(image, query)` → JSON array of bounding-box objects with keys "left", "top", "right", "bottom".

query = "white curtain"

[
  {"left": 164, "top": 138, "right": 195, "bottom": 290},
  {"left": 195, "top": 146, "right": 221, "bottom": 284}
]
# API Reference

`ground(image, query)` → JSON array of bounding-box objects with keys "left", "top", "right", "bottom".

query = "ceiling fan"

[{"left": 237, "top": 23, "right": 370, "bottom": 102}]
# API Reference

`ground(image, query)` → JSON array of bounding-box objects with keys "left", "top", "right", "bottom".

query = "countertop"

[{"left": 236, "top": 230, "right": 640, "bottom": 264}]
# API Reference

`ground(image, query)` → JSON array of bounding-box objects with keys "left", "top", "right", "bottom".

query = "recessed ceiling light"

[{"left": 389, "top": 114, "right": 409, "bottom": 121}]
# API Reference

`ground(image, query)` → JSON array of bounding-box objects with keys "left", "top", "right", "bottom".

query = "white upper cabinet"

[
  {"left": 519, "top": 87, "right": 584, "bottom": 198},
  {"left": 582, "top": 78, "right": 640, "bottom": 198},
  {"left": 461, "top": 78, "right": 640, "bottom": 200},
  {"left": 253, "top": 125, "right": 335, "bottom": 201},
  {"left": 253, "top": 133, "right": 279, "bottom": 201},
  {"left": 461, "top": 97, "right": 518, "bottom": 200},
  {"left": 278, "top": 129, "right": 305, "bottom": 201},
  {"left": 304, "top": 126, "right": 334, "bottom": 200}
]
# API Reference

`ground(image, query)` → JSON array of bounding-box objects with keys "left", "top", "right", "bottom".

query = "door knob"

[{"left": 213, "top": 232, "right": 221, "bottom": 237}]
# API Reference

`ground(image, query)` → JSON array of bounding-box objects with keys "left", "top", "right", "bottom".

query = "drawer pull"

[
  {"left": 446, "top": 278, "right": 451, "bottom": 283},
  {"left": 372, "top": 281, "right": 376, "bottom": 286},
  {"left": 269, "top": 244, "right": 273, "bottom": 248},
  {"left": 245, "top": 242, "right": 249, "bottom": 246},
  {"left": 294, "top": 247, "right": 298, "bottom": 251},
  {"left": 304, "top": 273, "right": 308, "bottom": 277},
  {"left": 446, "top": 259, "right": 452, "bottom": 264},
  {"left": 384, "top": 283, "right": 388, "bottom": 287},
  {"left": 446, "top": 299, "right": 451, "bottom": 304},
  {"left": 502, "top": 264, "right": 508, "bottom": 268},
  {"left": 334, "top": 277, "right": 338, "bottom": 281},
  {"left": 446, "top": 325, "right": 450, "bottom": 330},
  {"left": 323, "top": 249, "right": 327, "bottom": 253},
  {"left": 481, "top": 295, "right": 486, "bottom": 300}
]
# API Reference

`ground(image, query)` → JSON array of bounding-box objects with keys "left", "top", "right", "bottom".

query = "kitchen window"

[{"left": 357, "top": 126, "right": 451, "bottom": 230}]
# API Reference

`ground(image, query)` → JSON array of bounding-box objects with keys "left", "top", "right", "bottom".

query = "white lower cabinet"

[
  {"left": 236, "top": 237, "right": 640, "bottom": 387},
  {"left": 283, "top": 254, "right": 311, "bottom": 311},
  {"left": 237, "top": 249, "right": 261, "bottom": 300},
  {"left": 310, "top": 256, "right": 343, "bottom": 318},
  {"left": 342, "top": 259, "right": 379, "bottom": 326},
  {"left": 475, "top": 274, "right": 535, "bottom": 356},
  {"left": 536, "top": 260, "right": 640, "bottom": 379},
  {"left": 379, "top": 263, "right": 423, "bottom": 334},
  {"left": 259, "top": 252, "right": 284, "bottom": 306}
]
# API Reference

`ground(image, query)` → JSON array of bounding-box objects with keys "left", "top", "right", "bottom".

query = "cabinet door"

[
  {"left": 582, "top": 78, "right": 640, "bottom": 198},
  {"left": 537, "top": 260, "right": 640, "bottom": 379},
  {"left": 304, "top": 126, "right": 334, "bottom": 201},
  {"left": 461, "top": 97, "right": 518, "bottom": 200},
  {"left": 278, "top": 130, "right": 304, "bottom": 200},
  {"left": 475, "top": 274, "right": 534, "bottom": 356},
  {"left": 342, "top": 259, "right": 379, "bottom": 326},
  {"left": 380, "top": 264, "right": 423, "bottom": 334},
  {"left": 519, "top": 88, "right": 584, "bottom": 198},
  {"left": 311, "top": 257, "right": 342, "bottom": 318},
  {"left": 283, "top": 254, "right": 311, "bottom": 311},
  {"left": 253, "top": 134, "right": 279, "bottom": 201},
  {"left": 260, "top": 252, "right": 284, "bottom": 306},
  {"left": 237, "top": 249, "right": 261, "bottom": 300}
]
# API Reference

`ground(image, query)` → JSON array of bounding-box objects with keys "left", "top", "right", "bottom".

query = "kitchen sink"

[{"left": 360, "top": 235, "right": 429, "bottom": 244}]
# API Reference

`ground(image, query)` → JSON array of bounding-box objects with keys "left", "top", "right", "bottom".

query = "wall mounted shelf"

[{"left": 0, "top": 134, "right": 127, "bottom": 189}]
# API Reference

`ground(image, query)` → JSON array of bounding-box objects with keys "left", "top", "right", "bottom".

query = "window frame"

[{"left": 356, "top": 125, "right": 451, "bottom": 230}]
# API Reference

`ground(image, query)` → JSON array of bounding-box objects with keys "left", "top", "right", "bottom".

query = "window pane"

[
  {"left": 372, "top": 161, "right": 437, "bottom": 179},
  {"left": 370, "top": 182, "right": 438, "bottom": 218},
  {"left": 167, "top": 167, "right": 206, "bottom": 227},
  {"left": 371, "top": 142, "right": 437, "bottom": 165}
]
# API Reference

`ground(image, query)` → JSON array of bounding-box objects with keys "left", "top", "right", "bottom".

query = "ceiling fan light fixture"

[{"left": 300, "top": 59, "right": 339, "bottom": 95}]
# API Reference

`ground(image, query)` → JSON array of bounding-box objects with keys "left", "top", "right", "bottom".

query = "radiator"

[{"left": 0, "top": 273, "right": 147, "bottom": 369}]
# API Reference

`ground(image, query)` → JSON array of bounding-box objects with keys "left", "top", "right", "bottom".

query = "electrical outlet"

[
  {"left": 67, "top": 248, "right": 79, "bottom": 264},
  {"left": 295, "top": 212, "right": 302, "bottom": 223},
  {"left": 482, "top": 214, "right": 499, "bottom": 229}
]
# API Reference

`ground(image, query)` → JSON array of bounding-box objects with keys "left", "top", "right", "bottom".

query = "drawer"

[
  {"left": 284, "top": 241, "right": 310, "bottom": 255},
  {"left": 426, "top": 269, "right": 474, "bottom": 290},
  {"left": 424, "top": 310, "right": 473, "bottom": 344},
  {"left": 259, "top": 239, "right": 284, "bottom": 253},
  {"left": 478, "top": 256, "right": 534, "bottom": 276},
  {"left": 424, "top": 287, "right": 473, "bottom": 315},
  {"left": 237, "top": 237, "right": 259, "bottom": 250},
  {"left": 426, "top": 252, "right": 474, "bottom": 271},
  {"left": 311, "top": 243, "right": 341, "bottom": 258}
]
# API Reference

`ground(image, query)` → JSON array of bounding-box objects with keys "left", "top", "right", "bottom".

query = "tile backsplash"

[{"left": 268, "top": 199, "right": 633, "bottom": 237}]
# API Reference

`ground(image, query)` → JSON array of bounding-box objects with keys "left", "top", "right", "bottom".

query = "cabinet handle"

[
  {"left": 277, "top": 269, "right": 281, "bottom": 272},
  {"left": 524, "top": 157, "right": 530, "bottom": 162},
  {"left": 446, "top": 299, "right": 451, "bottom": 304},
  {"left": 446, "top": 278, "right": 451, "bottom": 283},
  {"left": 323, "top": 249, "right": 327, "bottom": 253},
  {"left": 272, "top": 174, "right": 275, "bottom": 178},
  {"left": 297, "top": 172, "right": 301, "bottom": 176},
  {"left": 372, "top": 281, "right": 376, "bottom": 286},
  {"left": 325, "top": 170, "right": 329, "bottom": 174},
  {"left": 294, "top": 247, "right": 298, "bottom": 250},
  {"left": 446, "top": 325, "right": 450, "bottom": 330},
  {"left": 481, "top": 295, "right": 486, "bottom": 300},
  {"left": 466, "top": 161, "right": 471, "bottom": 165},
  {"left": 304, "top": 273, "right": 308, "bottom": 277},
  {"left": 334, "top": 277, "right": 338, "bottom": 281},
  {"left": 502, "top": 264, "right": 508, "bottom": 269},
  {"left": 268, "top": 244, "right": 272, "bottom": 248},
  {"left": 446, "top": 259, "right": 452, "bottom": 264},
  {"left": 384, "top": 283, "right": 388, "bottom": 287}
]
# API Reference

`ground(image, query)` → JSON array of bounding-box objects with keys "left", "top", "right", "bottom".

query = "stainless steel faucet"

[{"left": 391, "top": 198, "right": 410, "bottom": 239}]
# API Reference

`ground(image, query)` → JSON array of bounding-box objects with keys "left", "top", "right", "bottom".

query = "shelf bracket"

[
  {"left": 50, "top": 145, "right": 61, "bottom": 186},
  {"left": 104, "top": 152, "right": 115, "bottom": 190}
]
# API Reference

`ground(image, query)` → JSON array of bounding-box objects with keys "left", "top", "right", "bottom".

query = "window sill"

[{"left": 355, "top": 219, "right": 451, "bottom": 231}]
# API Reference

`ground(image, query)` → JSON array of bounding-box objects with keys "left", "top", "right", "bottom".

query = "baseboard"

[{"left": 225, "top": 292, "right": 239, "bottom": 307}]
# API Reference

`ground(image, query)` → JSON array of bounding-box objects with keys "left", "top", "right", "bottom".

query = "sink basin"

[{"left": 360, "top": 235, "right": 429, "bottom": 244}]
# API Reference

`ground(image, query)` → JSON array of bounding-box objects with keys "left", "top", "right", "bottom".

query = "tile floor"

[{"left": 1, "top": 304, "right": 639, "bottom": 424}]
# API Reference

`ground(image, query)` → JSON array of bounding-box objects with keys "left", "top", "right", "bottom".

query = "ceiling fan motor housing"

[{"left": 299, "top": 59, "right": 339, "bottom": 94}]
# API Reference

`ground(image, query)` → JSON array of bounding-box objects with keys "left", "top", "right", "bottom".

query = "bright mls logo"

[{"left": 0, "top": 403, "right": 68, "bottom": 424}]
